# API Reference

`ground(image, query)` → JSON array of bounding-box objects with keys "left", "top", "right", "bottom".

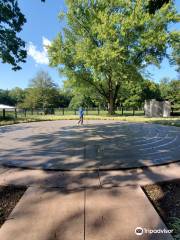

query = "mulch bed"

[
  {"left": 0, "top": 185, "right": 27, "bottom": 227},
  {"left": 143, "top": 179, "right": 180, "bottom": 239}
]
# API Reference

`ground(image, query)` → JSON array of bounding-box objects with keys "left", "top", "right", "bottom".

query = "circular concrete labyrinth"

[{"left": 0, "top": 120, "right": 180, "bottom": 170}]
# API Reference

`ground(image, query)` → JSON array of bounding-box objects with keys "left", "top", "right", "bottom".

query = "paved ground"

[
  {"left": 0, "top": 162, "right": 180, "bottom": 189},
  {"left": 0, "top": 185, "right": 174, "bottom": 240},
  {"left": 0, "top": 120, "right": 180, "bottom": 170},
  {"left": 0, "top": 162, "right": 179, "bottom": 240},
  {"left": 0, "top": 120, "right": 179, "bottom": 239}
]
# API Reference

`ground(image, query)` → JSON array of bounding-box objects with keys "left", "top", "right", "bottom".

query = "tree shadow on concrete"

[
  {"left": 0, "top": 186, "right": 174, "bottom": 240},
  {"left": 0, "top": 121, "right": 179, "bottom": 239},
  {"left": 0, "top": 122, "right": 180, "bottom": 171},
  {"left": 0, "top": 121, "right": 180, "bottom": 191}
]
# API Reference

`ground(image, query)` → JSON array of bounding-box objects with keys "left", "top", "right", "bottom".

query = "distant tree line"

[
  {"left": 0, "top": 70, "right": 179, "bottom": 114},
  {"left": 68, "top": 76, "right": 180, "bottom": 112},
  {"left": 0, "top": 71, "right": 72, "bottom": 113}
]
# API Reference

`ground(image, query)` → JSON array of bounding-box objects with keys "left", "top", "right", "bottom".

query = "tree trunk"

[
  {"left": 108, "top": 94, "right": 115, "bottom": 115},
  {"left": 133, "top": 108, "right": 135, "bottom": 116},
  {"left": 108, "top": 75, "right": 115, "bottom": 115}
]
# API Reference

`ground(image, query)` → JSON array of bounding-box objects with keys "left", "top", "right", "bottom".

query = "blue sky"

[{"left": 0, "top": 0, "right": 179, "bottom": 90}]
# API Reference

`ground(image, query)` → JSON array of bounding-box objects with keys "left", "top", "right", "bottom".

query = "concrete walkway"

[
  {"left": 0, "top": 185, "right": 173, "bottom": 240},
  {"left": 0, "top": 161, "right": 179, "bottom": 239},
  {"left": 0, "top": 161, "right": 179, "bottom": 189}
]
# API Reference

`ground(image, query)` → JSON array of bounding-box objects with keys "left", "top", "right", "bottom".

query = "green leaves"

[
  {"left": 48, "top": 0, "right": 179, "bottom": 114},
  {"left": 0, "top": 0, "right": 27, "bottom": 70},
  {"left": 160, "top": 78, "right": 180, "bottom": 109},
  {"left": 22, "top": 71, "right": 59, "bottom": 109}
]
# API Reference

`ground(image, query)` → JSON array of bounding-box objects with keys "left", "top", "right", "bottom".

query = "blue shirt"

[{"left": 79, "top": 109, "right": 84, "bottom": 117}]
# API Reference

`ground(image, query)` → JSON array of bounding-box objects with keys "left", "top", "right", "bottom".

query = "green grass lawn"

[{"left": 0, "top": 114, "right": 180, "bottom": 127}]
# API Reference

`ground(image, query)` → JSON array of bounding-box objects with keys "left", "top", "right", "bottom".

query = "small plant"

[{"left": 169, "top": 217, "right": 180, "bottom": 240}]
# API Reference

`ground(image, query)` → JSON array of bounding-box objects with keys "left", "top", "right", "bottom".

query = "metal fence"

[{"left": 0, "top": 107, "right": 146, "bottom": 120}]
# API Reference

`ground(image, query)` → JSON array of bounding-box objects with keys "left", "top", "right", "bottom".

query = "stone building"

[{"left": 144, "top": 99, "right": 171, "bottom": 117}]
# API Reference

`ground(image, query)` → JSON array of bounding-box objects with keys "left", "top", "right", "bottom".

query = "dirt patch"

[
  {"left": 143, "top": 179, "right": 180, "bottom": 239},
  {"left": 0, "top": 185, "right": 27, "bottom": 227}
]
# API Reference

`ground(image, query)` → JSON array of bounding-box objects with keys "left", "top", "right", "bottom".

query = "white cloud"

[{"left": 27, "top": 37, "right": 51, "bottom": 65}]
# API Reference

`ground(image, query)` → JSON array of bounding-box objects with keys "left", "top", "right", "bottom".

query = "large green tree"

[
  {"left": 48, "top": 0, "right": 179, "bottom": 115},
  {"left": 21, "top": 71, "right": 60, "bottom": 111}
]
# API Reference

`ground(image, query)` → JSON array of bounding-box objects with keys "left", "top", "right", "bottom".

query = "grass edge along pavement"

[{"left": 0, "top": 115, "right": 180, "bottom": 127}]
